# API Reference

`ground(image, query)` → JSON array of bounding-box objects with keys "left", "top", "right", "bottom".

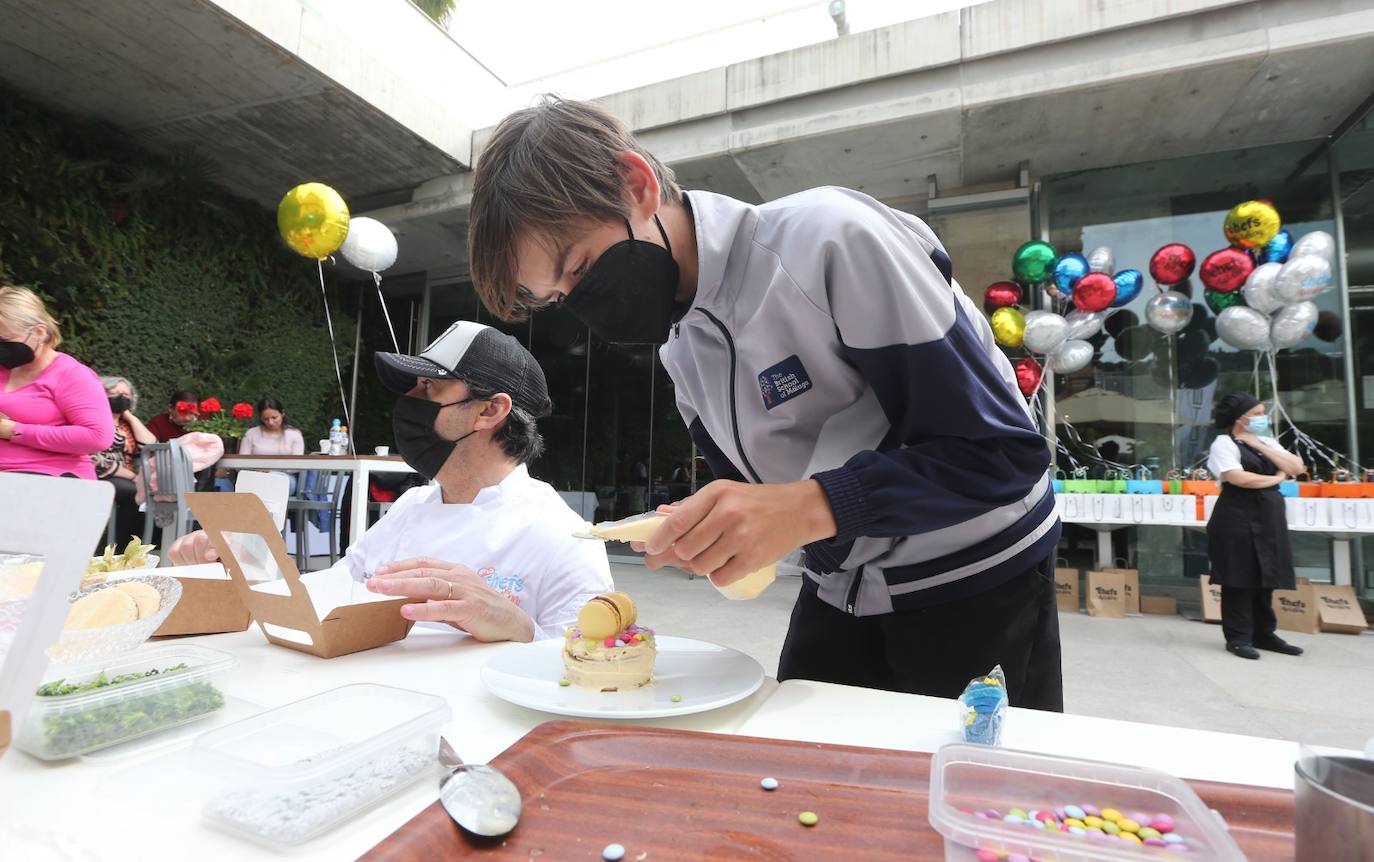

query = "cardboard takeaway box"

[
  {"left": 186, "top": 493, "right": 413, "bottom": 658},
  {"left": 113, "top": 562, "right": 254, "bottom": 637}
]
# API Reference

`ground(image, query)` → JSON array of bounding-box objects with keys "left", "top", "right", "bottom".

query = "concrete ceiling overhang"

[
  {"left": 370, "top": 0, "right": 1374, "bottom": 280},
  {"left": 0, "top": 0, "right": 468, "bottom": 208}
]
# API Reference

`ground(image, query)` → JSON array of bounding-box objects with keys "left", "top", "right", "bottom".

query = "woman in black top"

[{"left": 1205, "top": 392, "right": 1307, "bottom": 660}]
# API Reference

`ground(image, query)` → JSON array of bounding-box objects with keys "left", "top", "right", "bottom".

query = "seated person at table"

[
  {"left": 169, "top": 321, "right": 613, "bottom": 643},
  {"left": 238, "top": 397, "right": 305, "bottom": 455},
  {"left": 146, "top": 389, "right": 200, "bottom": 442}
]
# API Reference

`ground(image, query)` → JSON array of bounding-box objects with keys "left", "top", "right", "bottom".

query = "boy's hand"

[{"left": 636, "top": 480, "right": 836, "bottom": 587}]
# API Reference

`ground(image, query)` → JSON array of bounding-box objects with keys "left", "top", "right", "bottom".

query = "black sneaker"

[
  {"left": 1226, "top": 643, "right": 1261, "bottom": 660},
  {"left": 1255, "top": 635, "right": 1304, "bottom": 656}
]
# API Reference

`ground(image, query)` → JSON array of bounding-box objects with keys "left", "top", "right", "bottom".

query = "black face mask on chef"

[
  {"left": 560, "top": 215, "right": 680, "bottom": 345},
  {"left": 0, "top": 330, "right": 36, "bottom": 370},
  {"left": 392, "top": 394, "right": 481, "bottom": 480}
]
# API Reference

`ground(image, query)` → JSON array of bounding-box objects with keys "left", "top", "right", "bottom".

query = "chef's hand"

[
  {"left": 367, "top": 557, "right": 536, "bottom": 643},
  {"left": 169, "top": 530, "right": 221, "bottom": 565},
  {"left": 634, "top": 480, "right": 836, "bottom": 588}
]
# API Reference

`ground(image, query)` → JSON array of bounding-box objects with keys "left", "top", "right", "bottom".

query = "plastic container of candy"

[
  {"left": 928, "top": 744, "right": 1246, "bottom": 861},
  {"left": 194, "top": 683, "right": 450, "bottom": 846}
]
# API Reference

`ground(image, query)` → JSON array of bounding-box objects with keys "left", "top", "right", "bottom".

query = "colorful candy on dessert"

[{"left": 561, "top": 592, "right": 657, "bottom": 691}]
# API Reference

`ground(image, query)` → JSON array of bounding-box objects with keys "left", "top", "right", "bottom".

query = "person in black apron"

[{"left": 1205, "top": 392, "right": 1308, "bottom": 660}]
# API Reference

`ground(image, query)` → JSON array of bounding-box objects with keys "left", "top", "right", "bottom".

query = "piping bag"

[{"left": 575, "top": 512, "right": 777, "bottom": 600}]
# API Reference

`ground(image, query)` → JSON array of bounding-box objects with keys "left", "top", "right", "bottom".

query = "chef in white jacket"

[{"left": 170, "top": 321, "right": 612, "bottom": 641}]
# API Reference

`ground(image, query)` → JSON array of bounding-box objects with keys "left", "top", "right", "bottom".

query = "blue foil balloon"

[
  {"left": 1052, "top": 253, "right": 1089, "bottom": 297},
  {"left": 1261, "top": 229, "right": 1294, "bottom": 264},
  {"left": 1111, "top": 269, "right": 1144, "bottom": 307}
]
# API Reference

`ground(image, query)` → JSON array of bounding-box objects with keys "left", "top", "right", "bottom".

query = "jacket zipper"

[{"left": 697, "top": 309, "right": 763, "bottom": 484}]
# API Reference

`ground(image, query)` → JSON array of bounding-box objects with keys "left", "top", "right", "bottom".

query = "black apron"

[{"left": 1206, "top": 435, "right": 1296, "bottom": 589}]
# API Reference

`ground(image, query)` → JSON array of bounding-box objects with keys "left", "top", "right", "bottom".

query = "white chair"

[{"left": 234, "top": 471, "right": 291, "bottom": 533}]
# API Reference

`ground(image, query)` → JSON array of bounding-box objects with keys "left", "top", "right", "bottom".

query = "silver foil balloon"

[
  {"left": 1289, "top": 230, "right": 1335, "bottom": 262},
  {"left": 1086, "top": 245, "right": 1115, "bottom": 274},
  {"left": 1276, "top": 254, "right": 1333, "bottom": 303},
  {"left": 1144, "top": 290, "right": 1192, "bottom": 335},
  {"left": 1270, "top": 301, "right": 1318, "bottom": 349},
  {"left": 1064, "top": 310, "right": 1104, "bottom": 340},
  {"left": 1048, "top": 339, "right": 1094, "bottom": 374},
  {"left": 1022, "top": 312, "right": 1070, "bottom": 354},
  {"left": 1216, "top": 306, "right": 1272, "bottom": 351},
  {"left": 1241, "top": 262, "right": 1285, "bottom": 314}
]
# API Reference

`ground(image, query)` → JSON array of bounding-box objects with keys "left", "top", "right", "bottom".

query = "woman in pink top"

[
  {"left": 0, "top": 286, "right": 113, "bottom": 479},
  {"left": 238, "top": 397, "right": 306, "bottom": 455}
]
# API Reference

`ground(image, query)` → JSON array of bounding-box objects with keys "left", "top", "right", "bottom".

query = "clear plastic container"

[
  {"left": 16, "top": 643, "right": 236, "bottom": 760},
  {"left": 194, "top": 683, "right": 451, "bottom": 846},
  {"left": 929, "top": 744, "right": 1246, "bottom": 861}
]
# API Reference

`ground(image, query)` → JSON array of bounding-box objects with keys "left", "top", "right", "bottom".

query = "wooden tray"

[{"left": 362, "top": 721, "right": 1296, "bottom": 861}]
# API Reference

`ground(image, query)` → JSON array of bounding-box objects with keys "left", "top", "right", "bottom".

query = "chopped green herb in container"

[{"left": 17, "top": 644, "right": 236, "bottom": 760}]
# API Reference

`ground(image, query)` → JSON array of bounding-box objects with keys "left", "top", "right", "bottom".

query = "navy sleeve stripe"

[{"left": 687, "top": 418, "right": 747, "bottom": 483}]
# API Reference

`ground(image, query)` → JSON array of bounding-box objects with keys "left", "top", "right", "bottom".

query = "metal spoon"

[{"left": 438, "top": 736, "right": 523, "bottom": 837}]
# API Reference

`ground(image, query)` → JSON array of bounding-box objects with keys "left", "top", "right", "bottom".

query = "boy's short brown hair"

[{"left": 467, "top": 95, "right": 681, "bottom": 322}]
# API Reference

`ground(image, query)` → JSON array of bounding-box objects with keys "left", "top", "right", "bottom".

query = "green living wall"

[{"left": 0, "top": 85, "right": 361, "bottom": 437}]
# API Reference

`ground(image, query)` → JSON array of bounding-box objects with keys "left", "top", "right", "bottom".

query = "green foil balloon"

[
  {"left": 1204, "top": 288, "right": 1246, "bottom": 315},
  {"left": 1012, "top": 241, "right": 1058, "bottom": 285}
]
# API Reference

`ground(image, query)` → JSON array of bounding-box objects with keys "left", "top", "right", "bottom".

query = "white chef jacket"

[{"left": 328, "top": 464, "right": 612, "bottom": 639}]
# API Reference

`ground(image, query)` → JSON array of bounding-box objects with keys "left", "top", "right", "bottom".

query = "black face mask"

[
  {"left": 108, "top": 395, "right": 132, "bottom": 414},
  {"left": 392, "top": 394, "right": 479, "bottom": 480},
  {"left": 561, "top": 215, "right": 680, "bottom": 345},
  {"left": 0, "top": 337, "right": 35, "bottom": 370}
]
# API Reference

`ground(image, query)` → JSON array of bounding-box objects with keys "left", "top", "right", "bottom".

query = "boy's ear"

[{"left": 616, "top": 150, "right": 661, "bottom": 218}]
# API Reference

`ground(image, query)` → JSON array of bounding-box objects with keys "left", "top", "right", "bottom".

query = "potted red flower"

[{"left": 187, "top": 398, "right": 256, "bottom": 451}]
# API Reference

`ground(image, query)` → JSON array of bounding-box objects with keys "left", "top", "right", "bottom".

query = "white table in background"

[
  {"left": 218, "top": 454, "right": 418, "bottom": 550},
  {"left": 1, "top": 628, "right": 1307, "bottom": 860}
]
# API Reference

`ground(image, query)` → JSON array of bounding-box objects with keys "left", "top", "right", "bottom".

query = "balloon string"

[
  {"left": 1264, "top": 348, "right": 1368, "bottom": 477},
  {"left": 1168, "top": 333, "right": 1178, "bottom": 474},
  {"left": 317, "top": 260, "right": 355, "bottom": 455},
  {"left": 374, "top": 272, "right": 400, "bottom": 353}
]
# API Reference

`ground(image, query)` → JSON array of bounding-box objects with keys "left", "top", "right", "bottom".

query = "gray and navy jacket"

[{"left": 658, "top": 187, "right": 1060, "bottom": 616}]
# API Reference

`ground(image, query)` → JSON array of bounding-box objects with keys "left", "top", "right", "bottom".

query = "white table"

[
  {"left": 1, "top": 628, "right": 1303, "bottom": 860},
  {"left": 218, "top": 455, "right": 418, "bottom": 551},
  {"left": 1057, "top": 493, "right": 1373, "bottom": 585}
]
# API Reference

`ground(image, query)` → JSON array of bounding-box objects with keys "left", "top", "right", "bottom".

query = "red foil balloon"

[
  {"left": 1149, "top": 243, "right": 1196, "bottom": 285},
  {"left": 1013, "top": 356, "right": 1043, "bottom": 397},
  {"left": 1199, "top": 247, "right": 1255, "bottom": 294},
  {"left": 1072, "top": 272, "right": 1116, "bottom": 312},
  {"left": 983, "top": 281, "right": 1022, "bottom": 310}
]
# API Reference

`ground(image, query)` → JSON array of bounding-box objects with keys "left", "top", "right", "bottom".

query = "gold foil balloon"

[
  {"left": 990, "top": 306, "right": 1026, "bottom": 349},
  {"left": 1223, "top": 200, "right": 1281, "bottom": 250},
  {"left": 277, "top": 183, "right": 350, "bottom": 260}
]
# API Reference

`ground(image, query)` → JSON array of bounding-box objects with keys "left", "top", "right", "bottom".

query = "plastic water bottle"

[
  {"left": 328, "top": 419, "right": 343, "bottom": 455},
  {"left": 338, "top": 424, "right": 350, "bottom": 456}
]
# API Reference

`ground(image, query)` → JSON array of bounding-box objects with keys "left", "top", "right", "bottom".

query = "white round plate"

[{"left": 481, "top": 635, "right": 765, "bottom": 719}]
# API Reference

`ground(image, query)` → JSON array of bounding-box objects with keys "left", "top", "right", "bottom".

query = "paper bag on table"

[
  {"left": 187, "top": 493, "right": 412, "bottom": 658},
  {"left": 1101, "top": 567, "right": 1141, "bottom": 615},
  {"left": 1311, "top": 584, "right": 1368, "bottom": 633},
  {"left": 1053, "top": 567, "right": 1079, "bottom": 613},
  {"left": 114, "top": 563, "right": 255, "bottom": 637},
  {"left": 1085, "top": 571, "right": 1127, "bottom": 619},
  {"left": 1199, "top": 575, "right": 1223, "bottom": 623},
  {"left": 1272, "top": 579, "right": 1320, "bottom": 635}
]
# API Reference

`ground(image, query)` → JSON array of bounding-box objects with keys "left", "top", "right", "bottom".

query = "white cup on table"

[
  {"left": 318, "top": 440, "right": 330, "bottom": 454},
  {"left": 374, "top": 446, "right": 390, "bottom": 456}
]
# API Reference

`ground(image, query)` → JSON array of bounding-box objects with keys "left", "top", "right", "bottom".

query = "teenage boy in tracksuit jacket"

[{"left": 466, "top": 96, "right": 1063, "bottom": 709}]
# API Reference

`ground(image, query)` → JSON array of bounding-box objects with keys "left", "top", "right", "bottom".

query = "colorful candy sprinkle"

[
  {"left": 1119, "top": 818, "right": 1141, "bottom": 834},
  {"left": 760, "top": 777, "right": 779, "bottom": 791},
  {"left": 975, "top": 852, "right": 998, "bottom": 862},
  {"left": 1082, "top": 804, "right": 1101, "bottom": 817},
  {"left": 1139, "top": 827, "right": 1161, "bottom": 840},
  {"left": 1084, "top": 815, "right": 1104, "bottom": 828},
  {"left": 1064, "top": 804, "right": 1086, "bottom": 820},
  {"left": 603, "top": 637, "right": 617, "bottom": 648},
  {"left": 670, "top": 694, "right": 682, "bottom": 703},
  {"left": 1101, "top": 808, "right": 1123, "bottom": 823},
  {"left": 798, "top": 811, "right": 818, "bottom": 827},
  {"left": 603, "top": 844, "right": 625, "bottom": 861}
]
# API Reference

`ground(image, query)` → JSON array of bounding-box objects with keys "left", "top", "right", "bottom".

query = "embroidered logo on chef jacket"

[
  {"left": 758, "top": 354, "right": 813, "bottom": 410},
  {"left": 480, "top": 566, "right": 525, "bottom": 607}
]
